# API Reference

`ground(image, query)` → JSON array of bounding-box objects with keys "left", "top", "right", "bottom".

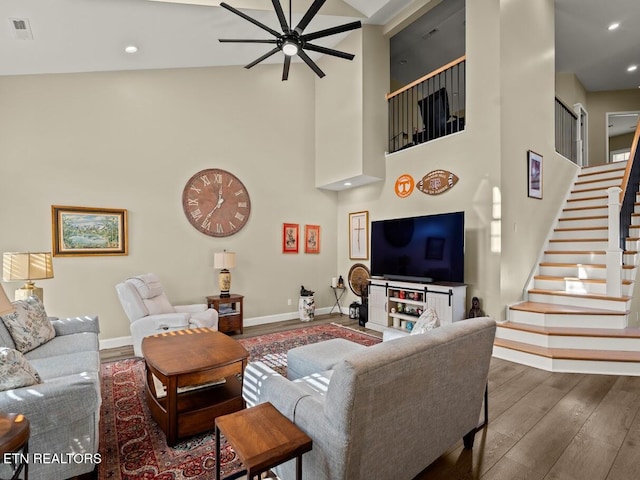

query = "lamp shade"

[
  {"left": 214, "top": 251, "right": 236, "bottom": 270},
  {"left": 0, "top": 285, "right": 13, "bottom": 315},
  {"left": 3, "top": 252, "right": 54, "bottom": 282}
]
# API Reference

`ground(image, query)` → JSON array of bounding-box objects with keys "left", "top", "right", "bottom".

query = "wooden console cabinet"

[
  {"left": 368, "top": 279, "right": 466, "bottom": 333},
  {"left": 207, "top": 294, "right": 243, "bottom": 335}
]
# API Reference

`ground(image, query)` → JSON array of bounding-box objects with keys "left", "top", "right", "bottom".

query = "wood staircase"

[{"left": 494, "top": 161, "right": 640, "bottom": 375}]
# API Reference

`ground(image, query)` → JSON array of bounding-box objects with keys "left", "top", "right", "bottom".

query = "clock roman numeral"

[
  {"left": 238, "top": 201, "right": 247, "bottom": 208},
  {"left": 191, "top": 209, "right": 203, "bottom": 221},
  {"left": 187, "top": 198, "right": 198, "bottom": 206},
  {"left": 229, "top": 221, "right": 237, "bottom": 230},
  {"left": 216, "top": 223, "right": 224, "bottom": 234},
  {"left": 213, "top": 173, "right": 222, "bottom": 184},
  {"left": 234, "top": 212, "right": 245, "bottom": 221},
  {"left": 200, "top": 175, "right": 211, "bottom": 186},
  {"left": 227, "top": 178, "right": 234, "bottom": 187},
  {"left": 234, "top": 189, "right": 244, "bottom": 197},
  {"left": 190, "top": 185, "right": 201, "bottom": 194},
  {"left": 202, "top": 218, "right": 211, "bottom": 231}
]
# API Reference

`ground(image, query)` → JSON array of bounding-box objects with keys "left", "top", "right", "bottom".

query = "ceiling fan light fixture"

[{"left": 282, "top": 40, "right": 299, "bottom": 56}]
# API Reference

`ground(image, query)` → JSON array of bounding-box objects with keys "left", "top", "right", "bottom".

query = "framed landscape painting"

[
  {"left": 282, "top": 223, "right": 299, "bottom": 253},
  {"left": 52, "top": 205, "right": 128, "bottom": 256}
]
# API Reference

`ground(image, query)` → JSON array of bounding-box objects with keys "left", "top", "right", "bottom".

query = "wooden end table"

[
  {"left": 141, "top": 328, "right": 249, "bottom": 446},
  {"left": 0, "top": 413, "right": 30, "bottom": 480},
  {"left": 215, "top": 402, "right": 312, "bottom": 480},
  {"left": 207, "top": 294, "right": 244, "bottom": 335}
]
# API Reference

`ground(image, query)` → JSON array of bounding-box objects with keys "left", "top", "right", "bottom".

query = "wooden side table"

[
  {"left": 215, "top": 402, "right": 312, "bottom": 480},
  {"left": 207, "top": 294, "right": 244, "bottom": 335},
  {"left": 0, "top": 413, "right": 30, "bottom": 480}
]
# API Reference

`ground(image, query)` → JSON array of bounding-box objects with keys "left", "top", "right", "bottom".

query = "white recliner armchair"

[{"left": 116, "top": 273, "right": 219, "bottom": 356}]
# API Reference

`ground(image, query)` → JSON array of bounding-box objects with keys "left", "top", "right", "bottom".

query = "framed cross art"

[{"left": 349, "top": 211, "right": 369, "bottom": 260}]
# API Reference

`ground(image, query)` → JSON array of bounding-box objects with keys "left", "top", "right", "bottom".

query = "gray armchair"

[{"left": 115, "top": 273, "right": 218, "bottom": 356}]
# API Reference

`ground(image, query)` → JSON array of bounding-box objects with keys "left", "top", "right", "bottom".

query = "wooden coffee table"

[
  {"left": 215, "top": 402, "right": 312, "bottom": 480},
  {"left": 141, "top": 328, "right": 249, "bottom": 446},
  {"left": 0, "top": 413, "right": 30, "bottom": 480}
]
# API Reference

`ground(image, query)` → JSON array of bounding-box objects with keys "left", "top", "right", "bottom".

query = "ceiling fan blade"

[
  {"left": 302, "top": 21, "right": 362, "bottom": 42},
  {"left": 304, "top": 43, "right": 355, "bottom": 60},
  {"left": 271, "top": 0, "right": 290, "bottom": 33},
  {"left": 294, "top": 0, "right": 326, "bottom": 35},
  {"left": 298, "top": 49, "right": 325, "bottom": 78},
  {"left": 220, "top": 2, "right": 281, "bottom": 38},
  {"left": 219, "top": 39, "right": 278, "bottom": 44},
  {"left": 245, "top": 47, "right": 281, "bottom": 69},
  {"left": 282, "top": 56, "right": 291, "bottom": 81}
]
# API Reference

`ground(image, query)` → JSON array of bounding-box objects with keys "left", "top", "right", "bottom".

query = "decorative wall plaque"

[{"left": 417, "top": 170, "right": 459, "bottom": 195}]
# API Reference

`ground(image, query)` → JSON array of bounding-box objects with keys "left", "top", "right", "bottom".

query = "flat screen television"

[{"left": 370, "top": 211, "right": 464, "bottom": 284}]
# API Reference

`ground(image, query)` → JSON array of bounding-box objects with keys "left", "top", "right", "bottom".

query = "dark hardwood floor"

[{"left": 99, "top": 315, "right": 640, "bottom": 480}]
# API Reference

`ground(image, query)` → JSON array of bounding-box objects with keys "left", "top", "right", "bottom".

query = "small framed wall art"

[
  {"left": 527, "top": 150, "right": 543, "bottom": 199},
  {"left": 282, "top": 223, "right": 299, "bottom": 253},
  {"left": 349, "top": 211, "right": 369, "bottom": 260},
  {"left": 51, "top": 205, "right": 128, "bottom": 256},
  {"left": 305, "top": 225, "right": 320, "bottom": 254}
]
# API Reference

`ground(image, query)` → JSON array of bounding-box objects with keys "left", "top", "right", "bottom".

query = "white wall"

[{"left": 0, "top": 64, "right": 339, "bottom": 344}]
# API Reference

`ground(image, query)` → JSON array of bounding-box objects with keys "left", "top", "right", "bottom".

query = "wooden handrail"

[
  {"left": 618, "top": 118, "right": 640, "bottom": 203},
  {"left": 386, "top": 55, "right": 466, "bottom": 101}
]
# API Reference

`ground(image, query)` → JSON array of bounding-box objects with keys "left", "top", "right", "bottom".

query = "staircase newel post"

[{"left": 607, "top": 186, "right": 622, "bottom": 297}]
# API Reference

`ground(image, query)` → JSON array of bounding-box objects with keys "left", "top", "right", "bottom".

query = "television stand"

[{"left": 368, "top": 279, "right": 466, "bottom": 334}]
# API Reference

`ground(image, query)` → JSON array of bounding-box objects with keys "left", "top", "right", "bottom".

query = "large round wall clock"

[{"left": 182, "top": 168, "right": 251, "bottom": 237}]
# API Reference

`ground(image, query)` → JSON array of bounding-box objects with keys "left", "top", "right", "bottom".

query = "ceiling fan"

[{"left": 218, "top": 0, "right": 362, "bottom": 80}]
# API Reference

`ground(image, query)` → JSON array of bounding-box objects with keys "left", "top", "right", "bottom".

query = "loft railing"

[
  {"left": 386, "top": 56, "right": 466, "bottom": 154},
  {"left": 555, "top": 97, "right": 578, "bottom": 163}
]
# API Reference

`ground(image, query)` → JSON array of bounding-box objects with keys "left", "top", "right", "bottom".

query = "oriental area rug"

[{"left": 97, "top": 323, "right": 380, "bottom": 480}]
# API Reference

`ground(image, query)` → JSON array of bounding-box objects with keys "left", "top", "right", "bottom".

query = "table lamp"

[
  {"left": 0, "top": 284, "right": 14, "bottom": 315},
  {"left": 2, "top": 252, "right": 54, "bottom": 301},
  {"left": 214, "top": 251, "right": 236, "bottom": 298}
]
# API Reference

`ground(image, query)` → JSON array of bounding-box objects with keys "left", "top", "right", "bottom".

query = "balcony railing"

[
  {"left": 555, "top": 97, "right": 578, "bottom": 163},
  {"left": 386, "top": 56, "right": 466, "bottom": 154}
]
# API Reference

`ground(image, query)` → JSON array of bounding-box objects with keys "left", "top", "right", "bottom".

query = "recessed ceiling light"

[
  {"left": 343, "top": 182, "right": 352, "bottom": 186},
  {"left": 125, "top": 45, "right": 138, "bottom": 54},
  {"left": 628, "top": 65, "right": 638, "bottom": 72},
  {"left": 608, "top": 22, "right": 620, "bottom": 31}
]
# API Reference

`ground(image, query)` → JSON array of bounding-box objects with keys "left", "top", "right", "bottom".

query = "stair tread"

[
  {"left": 563, "top": 205, "right": 607, "bottom": 212},
  {"left": 558, "top": 215, "right": 607, "bottom": 221},
  {"left": 533, "top": 275, "right": 632, "bottom": 285},
  {"left": 509, "top": 301, "right": 626, "bottom": 315},
  {"left": 578, "top": 166, "right": 626, "bottom": 178},
  {"left": 494, "top": 338, "right": 640, "bottom": 362},
  {"left": 544, "top": 250, "right": 637, "bottom": 254},
  {"left": 498, "top": 321, "right": 640, "bottom": 338},
  {"left": 567, "top": 195, "right": 607, "bottom": 202},
  {"left": 554, "top": 227, "right": 607, "bottom": 232},
  {"left": 528, "top": 288, "right": 630, "bottom": 302},
  {"left": 539, "top": 262, "right": 635, "bottom": 269},
  {"left": 549, "top": 238, "right": 607, "bottom": 242}
]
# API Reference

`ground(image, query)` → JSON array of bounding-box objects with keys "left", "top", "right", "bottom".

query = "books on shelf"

[{"left": 218, "top": 306, "right": 238, "bottom": 316}]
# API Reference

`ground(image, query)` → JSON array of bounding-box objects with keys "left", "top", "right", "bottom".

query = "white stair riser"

[
  {"left": 533, "top": 278, "right": 632, "bottom": 296},
  {"left": 496, "top": 327, "right": 640, "bottom": 350},
  {"left": 543, "top": 252, "right": 606, "bottom": 263},
  {"left": 557, "top": 217, "right": 608, "bottom": 229},
  {"left": 571, "top": 188, "right": 616, "bottom": 200},
  {"left": 566, "top": 197, "right": 608, "bottom": 209},
  {"left": 527, "top": 292, "right": 629, "bottom": 312},
  {"left": 581, "top": 162, "right": 627, "bottom": 174},
  {"left": 574, "top": 178, "right": 624, "bottom": 190},
  {"left": 492, "top": 347, "right": 640, "bottom": 376},
  {"left": 509, "top": 309, "right": 628, "bottom": 328},
  {"left": 538, "top": 265, "right": 636, "bottom": 281},
  {"left": 561, "top": 207, "right": 608, "bottom": 219},
  {"left": 576, "top": 174, "right": 624, "bottom": 186},
  {"left": 631, "top": 215, "right": 640, "bottom": 226},
  {"left": 547, "top": 240, "right": 608, "bottom": 251},
  {"left": 553, "top": 229, "right": 607, "bottom": 240}
]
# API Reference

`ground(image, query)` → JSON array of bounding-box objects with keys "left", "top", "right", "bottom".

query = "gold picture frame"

[
  {"left": 52, "top": 205, "right": 128, "bottom": 256},
  {"left": 349, "top": 211, "right": 369, "bottom": 260}
]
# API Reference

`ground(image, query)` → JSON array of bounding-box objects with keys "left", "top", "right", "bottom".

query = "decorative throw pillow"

[
  {"left": 411, "top": 307, "right": 440, "bottom": 335},
  {"left": 0, "top": 296, "right": 55, "bottom": 353},
  {"left": 0, "top": 347, "right": 42, "bottom": 392}
]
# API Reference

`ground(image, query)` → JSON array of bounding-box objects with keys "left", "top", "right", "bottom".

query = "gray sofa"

[
  {"left": 0, "top": 315, "right": 101, "bottom": 480},
  {"left": 243, "top": 317, "right": 496, "bottom": 480}
]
